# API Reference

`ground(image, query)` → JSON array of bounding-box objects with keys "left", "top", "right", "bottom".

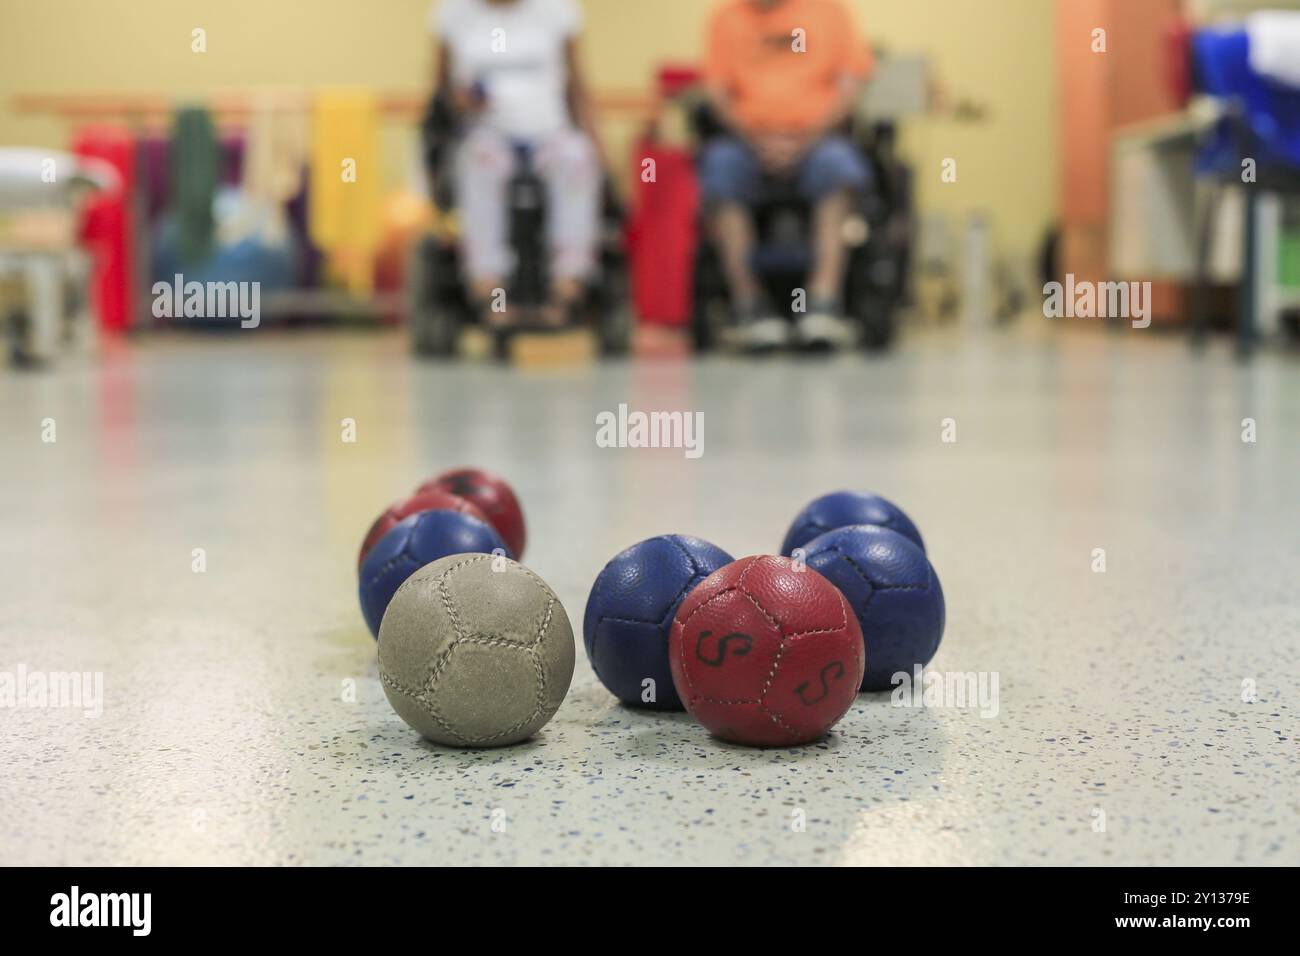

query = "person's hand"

[{"left": 451, "top": 83, "right": 487, "bottom": 116}]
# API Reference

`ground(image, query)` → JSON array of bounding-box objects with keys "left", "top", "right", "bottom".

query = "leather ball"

[
  {"left": 379, "top": 554, "right": 574, "bottom": 747},
  {"left": 668, "top": 555, "right": 864, "bottom": 746},
  {"left": 358, "top": 510, "right": 509, "bottom": 638},
  {"left": 781, "top": 491, "right": 924, "bottom": 556},
  {"left": 358, "top": 489, "right": 489, "bottom": 569},
  {"left": 418, "top": 467, "right": 526, "bottom": 560},
  {"left": 583, "top": 534, "right": 733, "bottom": 710},
  {"left": 801, "top": 524, "right": 945, "bottom": 691}
]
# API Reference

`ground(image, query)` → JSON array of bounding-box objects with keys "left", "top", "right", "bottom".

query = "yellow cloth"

[{"left": 309, "top": 90, "right": 381, "bottom": 295}]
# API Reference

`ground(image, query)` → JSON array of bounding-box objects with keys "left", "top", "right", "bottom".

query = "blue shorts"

[{"left": 698, "top": 135, "right": 870, "bottom": 204}]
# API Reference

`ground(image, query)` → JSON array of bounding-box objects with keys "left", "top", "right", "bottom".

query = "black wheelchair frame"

[
  {"left": 409, "top": 94, "right": 631, "bottom": 358},
  {"left": 690, "top": 108, "right": 914, "bottom": 352}
]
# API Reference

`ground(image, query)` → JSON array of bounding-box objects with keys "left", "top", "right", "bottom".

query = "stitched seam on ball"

[
  {"left": 826, "top": 545, "right": 878, "bottom": 589},
  {"left": 828, "top": 544, "right": 930, "bottom": 593},
  {"left": 746, "top": 568, "right": 848, "bottom": 734},
  {"left": 529, "top": 647, "right": 547, "bottom": 732},
  {"left": 379, "top": 668, "right": 424, "bottom": 700},
  {"left": 744, "top": 586, "right": 788, "bottom": 712},
  {"left": 492, "top": 597, "right": 557, "bottom": 739},
  {"left": 758, "top": 646, "right": 788, "bottom": 710},
  {"left": 734, "top": 555, "right": 785, "bottom": 632},
  {"left": 437, "top": 553, "right": 494, "bottom": 592},
  {"left": 456, "top": 648, "right": 545, "bottom": 745},
  {"left": 364, "top": 552, "right": 416, "bottom": 591},
  {"left": 532, "top": 595, "right": 556, "bottom": 649},
  {"left": 660, "top": 534, "right": 700, "bottom": 575},
  {"left": 380, "top": 670, "right": 470, "bottom": 744},
  {"left": 598, "top": 614, "right": 661, "bottom": 626},
  {"left": 697, "top": 694, "right": 757, "bottom": 705},
  {"left": 786, "top": 588, "right": 849, "bottom": 641},
  {"left": 737, "top": 587, "right": 783, "bottom": 632},
  {"left": 421, "top": 595, "right": 548, "bottom": 712},
  {"left": 784, "top": 623, "right": 847, "bottom": 640},
  {"left": 758, "top": 701, "right": 801, "bottom": 738},
  {"left": 765, "top": 587, "right": 850, "bottom": 736},
  {"left": 675, "top": 586, "right": 739, "bottom": 704},
  {"left": 455, "top": 635, "right": 534, "bottom": 650},
  {"left": 676, "top": 586, "right": 738, "bottom": 628},
  {"left": 733, "top": 554, "right": 762, "bottom": 591},
  {"left": 438, "top": 569, "right": 470, "bottom": 644},
  {"left": 655, "top": 535, "right": 703, "bottom": 628},
  {"left": 658, "top": 575, "right": 701, "bottom": 628},
  {"left": 422, "top": 641, "right": 459, "bottom": 694},
  {"left": 516, "top": 563, "right": 560, "bottom": 604},
  {"left": 406, "top": 644, "right": 545, "bottom": 745},
  {"left": 676, "top": 580, "right": 745, "bottom": 706},
  {"left": 418, "top": 581, "right": 553, "bottom": 739}
]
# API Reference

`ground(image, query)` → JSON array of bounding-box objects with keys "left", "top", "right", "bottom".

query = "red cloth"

[
  {"left": 657, "top": 65, "right": 702, "bottom": 99},
  {"left": 627, "top": 141, "right": 698, "bottom": 327},
  {"left": 73, "top": 126, "right": 135, "bottom": 333},
  {"left": 1164, "top": 16, "right": 1193, "bottom": 109}
]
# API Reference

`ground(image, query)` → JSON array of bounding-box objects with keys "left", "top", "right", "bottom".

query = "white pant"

[{"left": 454, "top": 125, "right": 600, "bottom": 284}]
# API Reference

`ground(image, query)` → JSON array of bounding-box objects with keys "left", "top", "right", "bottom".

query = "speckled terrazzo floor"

[{"left": 1, "top": 328, "right": 1296, "bottom": 866}]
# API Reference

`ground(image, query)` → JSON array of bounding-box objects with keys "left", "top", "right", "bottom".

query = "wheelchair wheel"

[
  {"left": 6, "top": 308, "right": 41, "bottom": 369},
  {"left": 409, "top": 234, "right": 462, "bottom": 357},
  {"left": 691, "top": 243, "right": 728, "bottom": 352},
  {"left": 597, "top": 303, "right": 632, "bottom": 357},
  {"left": 848, "top": 252, "right": 898, "bottom": 352},
  {"left": 593, "top": 261, "right": 632, "bottom": 357},
  {"left": 855, "top": 292, "right": 896, "bottom": 351}
]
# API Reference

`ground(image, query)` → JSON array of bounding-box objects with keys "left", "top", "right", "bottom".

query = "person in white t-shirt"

[{"left": 431, "top": 0, "right": 603, "bottom": 327}]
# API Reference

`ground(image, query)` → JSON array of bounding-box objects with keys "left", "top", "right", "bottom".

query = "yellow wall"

[{"left": 0, "top": 0, "right": 1057, "bottom": 253}]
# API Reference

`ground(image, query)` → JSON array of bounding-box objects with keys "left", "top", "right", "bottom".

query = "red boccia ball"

[
  {"left": 417, "top": 467, "right": 526, "bottom": 559},
  {"left": 669, "top": 555, "right": 865, "bottom": 746},
  {"left": 357, "top": 490, "right": 490, "bottom": 569}
]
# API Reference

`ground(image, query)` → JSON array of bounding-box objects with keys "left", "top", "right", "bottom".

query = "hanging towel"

[
  {"left": 309, "top": 90, "right": 381, "bottom": 295},
  {"left": 242, "top": 93, "right": 308, "bottom": 247},
  {"left": 169, "top": 106, "right": 219, "bottom": 265},
  {"left": 1247, "top": 12, "right": 1300, "bottom": 89},
  {"left": 246, "top": 93, "right": 308, "bottom": 206}
]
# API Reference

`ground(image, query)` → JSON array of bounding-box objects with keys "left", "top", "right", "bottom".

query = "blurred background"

[
  {"left": 3, "top": 0, "right": 1298, "bottom": 869},
  {"left": 1, "top": 0, "right": 1299, "bottom": 361}
]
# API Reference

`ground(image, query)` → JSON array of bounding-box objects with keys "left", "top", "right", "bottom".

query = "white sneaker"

[
  {"left": 795, "top": 310, "right": 856, "bottom": 350},
  {"left": 723, "top": 315, "right": 790, "bottom": 352}
]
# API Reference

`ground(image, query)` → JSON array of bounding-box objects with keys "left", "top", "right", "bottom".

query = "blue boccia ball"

[
  {"left": 802, "top": 524, "right": 944, "bottom": 691},
  {"left": 358, "top": 509, "right": 510, "bottom": 638},
  {"left": 583, "top": 534, "right": 733, "bottom": 710},
  {"left": 781, "top": 491, "right": 925, "bottom": 556}
]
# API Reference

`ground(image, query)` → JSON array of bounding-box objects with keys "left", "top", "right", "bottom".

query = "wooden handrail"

[{"left": 11, "top": 90, "right": 660, "bottom": 123}]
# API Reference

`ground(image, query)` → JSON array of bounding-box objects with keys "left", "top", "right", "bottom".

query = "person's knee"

[
  {"left": 540, "top": 130, "right": 599, "bottom": 182},
  {"left": 799, "top": 136, "right": 870, "bottom": 202},
  {"left": 457, "top": 126, "right": 514, "bottom": 180},
  {"left": 699, "top": 138, "right": 759, "bottom": 205}
]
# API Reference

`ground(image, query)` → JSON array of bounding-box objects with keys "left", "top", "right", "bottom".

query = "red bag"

[
  {"left": 627, "top": 141, "right": 698, "bottom": 327},
  {"left": 74, "top": 125, "right": 135, "bottom": 333}
]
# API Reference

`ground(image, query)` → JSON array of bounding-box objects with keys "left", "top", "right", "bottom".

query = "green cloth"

[
  {"left": 169, "top": 106, "right": 219, "bottom": 265},
  {"left": 1279, "top": 232, "right": 1300, "bottom": 289}
]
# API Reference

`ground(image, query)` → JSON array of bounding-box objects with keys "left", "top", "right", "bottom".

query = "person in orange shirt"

[{"left": 701, "top": 0, "right": 874, "bottom": 350}]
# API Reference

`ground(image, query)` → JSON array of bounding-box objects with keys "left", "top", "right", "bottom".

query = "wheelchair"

[
  {"left": 690, "top": 109, "right": 914, "bottom": 352},
  {"left": 408, "top": 94, "right": 631, "bottom": 359}
]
